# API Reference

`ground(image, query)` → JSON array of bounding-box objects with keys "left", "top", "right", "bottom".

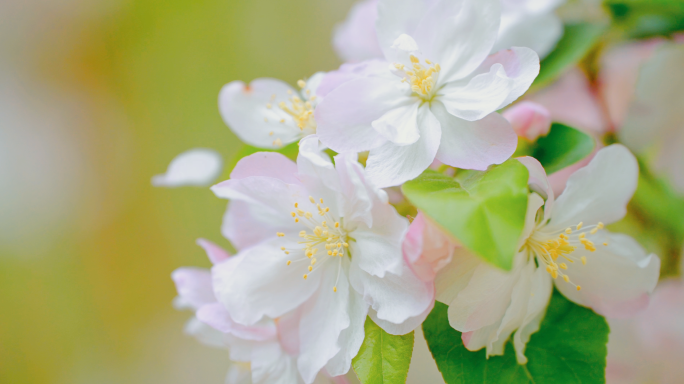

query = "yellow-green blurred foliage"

[{"left": 0, "top": 0, "right": 354, "bottom": 382}]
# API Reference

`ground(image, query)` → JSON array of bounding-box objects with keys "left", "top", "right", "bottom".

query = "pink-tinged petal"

[
  {"left": 403, "top": 213, "right": 456, "bottom": 282},
  {"left": 196, "top": 238, "right": 231, "bottom": 265},
  {"left": 230, "top": 151, "right": 300, "bottom": 184},
  {"left": 513, "top": 264, "right": 552, "bottom": 364},
  {"left": 172, "top": 267, "right": 215, "bottom": 310},
  {"left": 222, "top": 200, "right": 294, "bottom": 251},
  {"left": 369, "top": 294, "right": 435, "bottom": 335},
  {"left": 298, "top": 263, "right": 352, "bottom": 384},
  {"left": 151, "top": 148, "right": 223, "bottom": 187},
  {"left": 325, "top": 290, "right": 369, "bottom": 377},
  {"left": 333, "top": 0, "right": 383, "bottom": 62},
  {"left": 276, "top": 309, "right": 302, "bottom": 356},
  {"left": 212, "top": 243, "right": 322, "bottom": 325},
  {"left": 439, "top": 64, "right": 513, "bottom": 121},
  {"left": 349, "top": 260, "right": 434, "bottom": 327},
  {"left": 317, "top": 60, "right": 389, "bottom": 97},
  {"left": 493, "top": 9, "right": 563, "bottom": 58},
  {"left": 372, "top": 102, "right": 421, "bottom": 145},
  {"left": 598, "top": 39, "right": 664, "bottom": 128},
  {"left": 547, "top": 145, "right": 638, "bottom": 230},
  {"left": 366, "top": 105, "right": 442, "bottom": 188},
  {"left": 196, "top": 303, "right": 277, "bottom": 341},
  {"left": 333, "top": 152, "right": 376, "bottom": 228},
  {"left": 554, "top": 232, "right": 660, "bottom": 319},
  {"left": 527, "top": 68, "right": 608, "bottom": 134},
  {"left": 433, "top": 103, "right": 517, "bottom": 171},
  {"left": 411, "top": 0, "right": 501, "bottom": 83},
  {"left": 219, "top": 79, "right": 303, "bottom": 148},
  {"left": 504, "top": 101, "right": 551, "bottom": 141},
  {"left": 316, "top": 77, "right": 411, "bottom": 153}
]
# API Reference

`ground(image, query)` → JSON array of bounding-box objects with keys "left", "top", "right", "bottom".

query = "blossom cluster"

[{"left": 154, "top": 0, "right": 684, "bottom": 382}]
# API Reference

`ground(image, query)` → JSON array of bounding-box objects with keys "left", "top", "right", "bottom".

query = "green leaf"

[
  {"left": 401, "top": 159, "right": 529, "bottom": 271},
  {"left": 352, "top": 317, "right": 414, "bottom": 384},
  {"left": 532, "top": 23, "right": 607, "bottom": 90},
  {"left": 605, "top": 0, "right": 684, "bottom": 38},
  {"left": 423, "top": 290, "right": 609, "bottom": 384},
  {"left": 532, "top": 123, "right": 596, "bottom": 175},
  {"left": 226, "top": 142, "right": 300, "bottom": 173}
]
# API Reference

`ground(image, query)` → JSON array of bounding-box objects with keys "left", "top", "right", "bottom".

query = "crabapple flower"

[
  {"left": 210, "top": 136, "right": 433, "bottom": 383},
  {"left": 606, "top": 279, "right": 684, "bottom": 384},
  {"left": 432, "top": 145, "right": 660, "bottom": 363},
  {"left": 173, "top": 239, "right": 349, "bottom": 384},
  {"left": 317, "top": 0, "right": 539, "bottom": 187},
  {"left": 152, "top": 148, "right": 223, "bottom": 187},
  {"left": 333, "top": 0, "right": 563, "bottom": 63},
  {"left": 219, "top": 73, "right": 325, "bottom": 148},
  {"left": 502, "top": 101, "right": 552, "bottom": 141}
]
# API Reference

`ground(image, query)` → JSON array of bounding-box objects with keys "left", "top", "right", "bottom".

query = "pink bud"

[{"left": 503, "top": 101, "right": 552, "bottom": 141}]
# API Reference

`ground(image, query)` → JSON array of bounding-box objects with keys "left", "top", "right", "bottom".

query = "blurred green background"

[{"left": 0, "top": 0, "right": 355, "bottom": 382}]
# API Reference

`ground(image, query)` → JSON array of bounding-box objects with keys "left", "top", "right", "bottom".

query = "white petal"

[
  {"left": 369, "top": 298, "right": 434, "bottom": 335},
  {"left": 315, "top": 77, "right": 406, "bottom": 153},
  {"left": 548, "top": 144, "right": 638, "bottom": 230},
  {"left": 478, "top": 47, "right": 541, "bottom": 109},
  {"left": 333, "top": 152, "right": 376, "bottom": 227},
  {"left": 296, "top": 136, "right": 344, "bottom": 219},
  {"left": 348, "top": 201, "right": 408, "bottom": 278},
  {"left": 298, "top": 262, "right": 351, "bottom": 384},
  {"left": 375, "top": 0, "right": 433, "bottom": 57},
  {"left": 439, "top": 64, "right": 512, "bottom": 121},
  {"left": 222, "top": 200, "right": 294, "bottom": 251},
  {"left": 432, "top": 103, "right": 516, "bottom": 171},
  {"left": 513, "top": 264, "right": 552, "bottom": 364},
  {"left": 411, "top": 0, "right": 501, "bottom": 83},
  {"left": 554, "top": 232, "right": 660, "bottom": 319},
  {"left": 225, "top": 363, "right": 254, "bottom": 384},
  {"left": 172, "top": 267, "right": 215, "bottom": 310},
  {"left": 492, "top": 11, "right": 563, "bottom": 58},
  {"left": 184, "top": 317, "right": 228, "bottom": 349},
  {"left": 333, "top": 0, "right": 383, "bottom": 62},
  {"left": 230, "top": 151, "right": 300, "bottom": 184},
  {"left": 152, "top": 149, "right": 222, "bottom": 187},
  {"left": 366, "top": 105, "right": 441, "bottom": 188},
  {"left": 251, "top": 341, "right": 302, "bottom": 384},
  {"left": 372, "top": 102, "right": 421, "bottom": 145},
  {"left": 325, "top": 289, "right": 369, "bottom": 377},
  {"left": 212, "top": 243, "right": 323, "bottom": 325},
  {"left": 219, "top": 79, "right": 304, "bottom": 148},
  {"left": 517, "top": 156, "right": 555, "bottom": 222},
  {"left": 434, "top": 247, "right": 482, "bottom": 305},
  {"left": 446, "top": 256, "right": 524, "bottom": 332},
  {"left": 350, "top": 261, "right": 433, "bottom": 327}
]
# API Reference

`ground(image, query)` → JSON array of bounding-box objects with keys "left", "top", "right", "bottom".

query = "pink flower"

[
  {"left": 210, "top": 136, "right": 433, "bottom": 383},
  {"left": 316, "top": 0, "right": 539, "bottom": 187},
  {"left": 502, "top": 101, "right": 552, "bottom": 141}
]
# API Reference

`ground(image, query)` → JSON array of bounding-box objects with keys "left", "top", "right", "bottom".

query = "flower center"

[
  {"left": 525, "top": 221, "right": 607, "bottom": 291},
  {"left": 264, "top": 79, "right": 317, "bottom": 147},
  {"left": 277, "top": 196, "right": 349, "bottom": 292},
  {"left": 394, "top": 55, "right": 441, "bottom": 101}
]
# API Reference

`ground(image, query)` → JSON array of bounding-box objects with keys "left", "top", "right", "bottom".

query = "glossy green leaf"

[
  {"left": 352, "top": 317, "right": 414, "bottom": 384},
  {"left": 605, "top": 0, "right": 684, "bottom": 38},
  {"left": 532, "top": 123, "right": 596, "bottom": 175},
  {"left": 532, "top": 23, "right": 607, "bottom": 90},
  {"left": 226, "top": 141, "right": 300, "bottom": 173},
  {"left": 423, "top": 290, "right": 609, "bottom": 384},
  {"left": 401, "top": 159, "right": 529, "bottom": 271}
]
